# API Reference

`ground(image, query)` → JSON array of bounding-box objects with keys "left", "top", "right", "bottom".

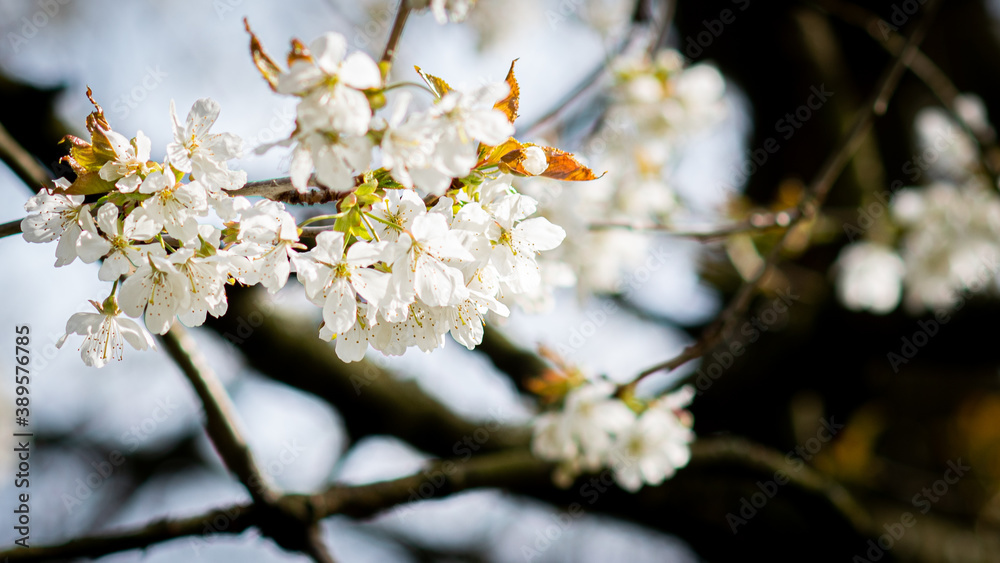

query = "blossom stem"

[
  {"left": 383, "top": 81, "right": 435, "bottom": 96},
  {"left": 359, "top": 212, "right": 380, "bottom": 241},
  {"left": 363, "top": 211, "right": 402, "bottom": 231},
  {"left": 298, "top": 214, "right": 341, "bottom": 227}
]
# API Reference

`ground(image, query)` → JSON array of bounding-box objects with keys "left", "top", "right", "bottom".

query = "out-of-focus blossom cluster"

[
  {"left": 835, "top": 98, "right": 1000, "bottom": 314},
  {"left": 518, "top": 49, "right": 727, "bottom": 296},
  {"left": 408, "top": 0, "right": 477, "bottom": 24},
  {"left": 531, "top": 374, "right": 695, "bottom": 492}
]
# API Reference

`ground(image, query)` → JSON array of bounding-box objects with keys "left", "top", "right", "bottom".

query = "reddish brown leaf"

[
  {"left": 496, "top": 144, "right": 601, "bottom": 180},
  {"left": 477, "top": 137, "right": 524, "bottom": 168},
  {"left": 493, "top": 59, "right": 519, "bottom": 125},
  {"left": 536, "top": 145, "right": 601, "bottom": 181},
  {"left": 288, "top": 38, "right": 312, "bottom": 66},
  {"left": 245, "top": 18, "right": 282, "bottom": 91}
]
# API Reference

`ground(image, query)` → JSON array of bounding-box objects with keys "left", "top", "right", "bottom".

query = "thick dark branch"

[
  {"left": 0, "top": 119, "right": 52, "bottom": 192},
  {"left": 0, "top": 438, "right": 875, "bottom": 562},
  {"left": 0, "top": 449, "right": 547, "bottom": 562},
  {"left": 0, "top": 503, "right": 257, "bottom": 562},
  {"left": 1, "top": 218, "right": 21, "bottom": 239},
  {"left": 159, "top": 324, "right": 280, "bottom": 506},
  {"left": 204, "top": 287, "right": 531, "bottom": 457}
]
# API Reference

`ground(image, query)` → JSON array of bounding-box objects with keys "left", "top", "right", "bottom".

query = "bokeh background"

[{"left": 1, "top": 0, "right": 1000, "bottom": 561}]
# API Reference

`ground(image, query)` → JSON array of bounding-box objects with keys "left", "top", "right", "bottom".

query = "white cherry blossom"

[
  {"left": 278, "top": 32, "right": 381, "bottom": 136},
  {"left": 119, "top": 254, "right": 191, "bottom": 335},
  {"left": 609, "top": 402, "right": 694, "bottom": 492},
  {"left": 232, "top": 200, "right": 302, "bottom": 293},
  {"left": 380, "top": 94, "right": 453, "bottom": 194},
  {"left": 57, "top": 297, "right": 155, "bottom": 368},
  {"left": 532, "top": 381, "right": 637, "bottom": 475},
  {"left": 99, "top": 130, "right": 152, "bottom": 193},
  {"left": 139, "top": 170, "right": 209, "bottom": 243},
  {"left": 369, "top": 188, "right": 425, "bottom": 242},
  {"left": 167, "top": 98, "right": 246, "bottom": 192},
  {"left": 288, "top": 130, "right": 372, "bottom": 192},
  {"left": 835, "top": 242, "right": 905, "bottom": 314},
  {"left": 294, "top": 231, "right": 391, "bottom": 334},
  {"left": 76, "top": 203, "right": 159, "bottom": 281},
  {"left": 21, "top": 186, "right": 88, "bottom": 267},
  {"left": 388, "top": 212, "right": 473, "bottom": 311}
]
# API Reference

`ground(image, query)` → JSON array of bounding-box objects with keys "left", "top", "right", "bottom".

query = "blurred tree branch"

[{"left": 627, "top": 0, "right": 944, "bottom": 390}]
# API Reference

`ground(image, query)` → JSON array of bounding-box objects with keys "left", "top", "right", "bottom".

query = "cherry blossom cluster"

[
  {"left": 246, "top": 29, "right": 596, "bottom": 361},
  {"left": 835, "top": 99, "right": 1000, "bottom": 314},
  {"left": 518, "top": 49, "right": 727, "bottom": 295},
  {"left": 264, "top": 30, "right": 519, "bottom": 196},
  {"left": 23, "top": 26, "right": 597, "bottom": 368},
  {"left": 293, "top": 177, "right": 566, "bottom": 363},
  {"left": 21, "top": 96, "right": 294, "bottom": 367},
  {"left": 531, "top": 379, "right": 695, "bottom": 492}
]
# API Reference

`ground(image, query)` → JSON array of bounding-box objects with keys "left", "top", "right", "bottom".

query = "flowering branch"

[{"left": 626, "top": 0, "right": 945, "bottom": 389}]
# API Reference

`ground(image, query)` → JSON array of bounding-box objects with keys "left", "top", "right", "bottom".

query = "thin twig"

[
  {"left": 589, "top": 209, "right": 798, "bottom": 241},
  {"left": 0, "top": 120, "right": 52, "bottom": 193},
  {"left": 159, "top": 324, "right": 280, "bottom": 506},
  {"left": 626, "top": 0, "right": 945, "bottom": 387},
  {"left": 816, "top": 0, "right": 1000, "bottom": 187},
  {"left": 380, "top": 0, "right": 411, "bottom": 67}
]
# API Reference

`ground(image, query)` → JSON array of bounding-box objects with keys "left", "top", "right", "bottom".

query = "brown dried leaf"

[
  {"left": 288, "top": 38, "right": 312, "bottom": 66},
  {"left": 245, "top": 18, "right": 283, "bottom": 91},
  {"left": 536, "top": 146, "right": 602, "bottom": 181},
  {"left": 493, "top": 59, "right": 519, "bottom": 124},
  {"left": 478, "top": 137, "right": 524, "bottom": 168},
  {"left": 414, "top": 66, "right": 453, "bottom": 98},
  {"left": 501, "top": 144, "right": 602, "bottom": 180}
]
